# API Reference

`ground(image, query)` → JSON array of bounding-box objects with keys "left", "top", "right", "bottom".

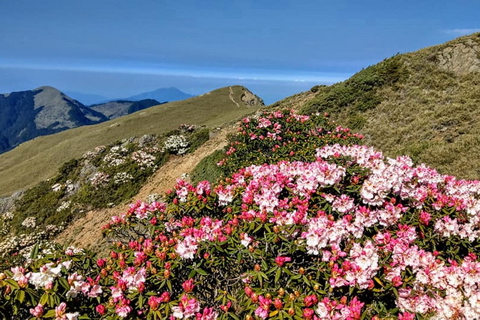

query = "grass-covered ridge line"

[
  {"left": 2, "top": 109, "right": 480, "bottom": 319},
  {"left": 273, "top": 33, "right": 480, "bottom": 180}
]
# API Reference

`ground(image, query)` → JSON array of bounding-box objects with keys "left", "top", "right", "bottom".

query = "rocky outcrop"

[
  {"left": 437, "top": 37, "right": 480, "bottom": 74},
  {"left": 0, "top": 190, "right": 23, "bottom": 215},
  {"left": 241, "top": 88, "right": 264, "bottom": 107}
]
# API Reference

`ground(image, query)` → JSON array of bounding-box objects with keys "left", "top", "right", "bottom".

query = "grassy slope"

[
  {"left": 0, "top": 86, "right": 260, "bottom": 197},
  {"left": 275, "top": 33, "right": 480, "bottom": 180}
]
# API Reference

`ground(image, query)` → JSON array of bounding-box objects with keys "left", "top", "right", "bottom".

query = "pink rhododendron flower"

[{"left": 29, "top": 304, "right": 44, "bottom": 317}]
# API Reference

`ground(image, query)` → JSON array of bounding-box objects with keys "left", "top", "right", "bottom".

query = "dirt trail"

[
  {"left": 55, "top": 125, "right": 235, "bottom": 253},
  {"left": 228, "top": 86, "right": 240, "bottom": 107}
]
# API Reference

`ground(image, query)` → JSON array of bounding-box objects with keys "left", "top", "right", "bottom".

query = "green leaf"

[
  {"left": 15, "top": 289, "right": 25, "bottom": 303},
  {"left": 270, "top": 310, "right": 279, "bottom": 317},
  {"left": 275, "top": 268, "right": 281, "bottom": 283},
  {"left": 39, "top": 293, "right": 49, "bottom": 306},
  {"left": 44, "top": 309, "right": 56, "bottom": 317},
  {"left": 58, "top": 277, "right": 70, "bottom": 291},
  {"left": 30, "top": 243, "right": 39, "bottom": 259},
  {"left": 4, "top": 279, "right": 20, "bottom": 290},
  {"left": 374, "top": 276, "right": 384, "bottom": 287},
  {"left": 196, "top": 268, "right": 208, "bottom": 276},
  {"left": 229, "top": 313, "right": 240, "bottom": 320}
]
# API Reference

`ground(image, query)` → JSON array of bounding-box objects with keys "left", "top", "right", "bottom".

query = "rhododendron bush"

[
  {"left": 218, "top": 110, "right": 363, "bottom": 176},
  {"left": 2, "top": 110, "right": 480, "bottom": 319}
]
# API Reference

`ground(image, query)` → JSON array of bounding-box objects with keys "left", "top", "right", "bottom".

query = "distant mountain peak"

[
  {"left": 125, "top": 87, "right": 194, "bottom": 102},
  {"left": 34, "top": 85, "right": 59, "bottom": 91}
]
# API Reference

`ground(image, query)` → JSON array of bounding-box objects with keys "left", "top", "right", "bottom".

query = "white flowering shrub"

[
  {"left": 131, "top": 150, "right": 156, "bottom": 169},
  {"left": 90, "top": 172, "right": 110, "bottom": 188},
  {"left": 51, "top": 183, "right": 62, "bottom": 192},
  {"left": 164, "top": 134, "right": 190, "bottom": 155},
  {"left": 21, "top": 216, "right": 36, "bottom": 229},
  {"left": 56, "top": 201, "right": 71, "bottom": 212},
  {"left": 4, "top": 124, "right": 209, "bottom": 271},
  {"left": 113, "top": 172, "right": 134, "bottom": 185}
]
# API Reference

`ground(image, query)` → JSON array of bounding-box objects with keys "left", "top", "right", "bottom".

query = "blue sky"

[{"left": 1, "top": 0, "right": 479, "bottom": 104}]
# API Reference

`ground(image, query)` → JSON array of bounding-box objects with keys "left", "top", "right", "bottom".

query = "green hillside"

[
  {"left": 274, "top": 32, "right": 480, "bottom": 180},
  {"left": 0, "top": 86, "right": 262, "bottom": 197}
]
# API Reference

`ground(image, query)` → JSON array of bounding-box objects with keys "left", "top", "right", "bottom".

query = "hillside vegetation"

[
  {"left": 0, "top": 86, "right": 262, "bottom": 197},
  {"left": 274, "top": 32, "right": 480, "bottom": 180}
]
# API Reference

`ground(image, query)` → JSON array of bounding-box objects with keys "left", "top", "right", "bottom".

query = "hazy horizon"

[{"left": 1, "top": 0, "right": 479, "bottom": 104}]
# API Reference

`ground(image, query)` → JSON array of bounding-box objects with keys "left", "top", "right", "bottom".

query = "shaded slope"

[{"left": 0, "top": 86, "right": 108, "bottom": 153}]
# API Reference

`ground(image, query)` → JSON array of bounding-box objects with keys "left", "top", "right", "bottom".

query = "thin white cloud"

[
  {"left": 444, "top": 28, "right": 480, "bottom": 36},
  {"left": 0, "top": 61, "right": 349, "bottom": 85}
]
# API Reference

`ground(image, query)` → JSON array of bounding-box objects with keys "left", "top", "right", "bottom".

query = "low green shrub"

[{"left": 190, "top": 149, "right": 225, "bottom": 185}]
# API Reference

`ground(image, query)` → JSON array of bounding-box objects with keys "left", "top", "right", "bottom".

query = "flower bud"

[
  {"left": 4, "top": 285, "right": 11, "bottom": 295},
  {"left": 273, "top": 298, "right": 283, "bottom": 310}
]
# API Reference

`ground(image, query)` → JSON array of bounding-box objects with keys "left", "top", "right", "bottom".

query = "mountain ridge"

[{"left": 0, "top": 86, "right": 108, "bottom": 154}]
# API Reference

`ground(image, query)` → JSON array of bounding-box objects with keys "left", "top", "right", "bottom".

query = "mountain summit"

[{"left": 0, "top": 86, "right": 108, "bottom": 154}]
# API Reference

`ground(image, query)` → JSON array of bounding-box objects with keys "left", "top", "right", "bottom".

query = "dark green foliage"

[
  {"left": 11, "top": 181, "right": 66, "bottom": 232},
  {"left": 73, "top": 151, "right": 169, "bottom": 209},
  {"left": 188, "top": 128, "right": 210, "bottom": 151},
  {"left": 303, "top": 55, "right": 408, "bottom": 115},
  {"left": 190, "top": 149, "right": 225, "bottom": 185},
  {"left": 346, "top": 113, "right": 368, "bottom": 130},
  {"left": 127, "top": 99, "right": 162, "bottom": 113}
]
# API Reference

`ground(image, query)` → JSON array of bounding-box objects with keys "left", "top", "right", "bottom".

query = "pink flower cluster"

[
  {"left": 100, "top": 141, "right": 480, "bottom": 318},
  {"left": 10, "top": 123, "right": 480, "bottom": 319}
]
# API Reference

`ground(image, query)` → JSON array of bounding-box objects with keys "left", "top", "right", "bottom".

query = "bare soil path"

[{"left": 228, "top": 86, "right": 240, "bottom": 107}]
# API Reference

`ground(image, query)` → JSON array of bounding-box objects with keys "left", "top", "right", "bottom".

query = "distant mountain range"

[
  {"left": 122, "top": 87, "right": 194, "bottom": 103},
  {"left": 66, "top": 87, "right": 194, "bottom": 105},
  {"left": 0, "top": 86, "right": 161, "bottom": 154}
]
